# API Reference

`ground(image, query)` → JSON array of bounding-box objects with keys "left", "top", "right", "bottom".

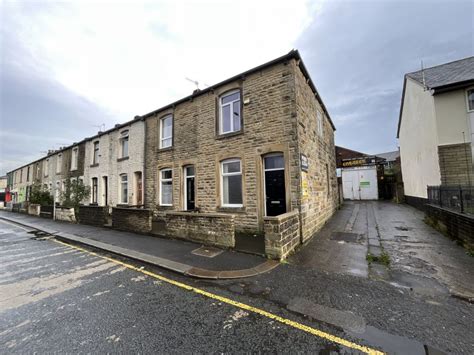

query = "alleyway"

[{"left": 291, "top": 201, "right": 474, "bottom": 301}]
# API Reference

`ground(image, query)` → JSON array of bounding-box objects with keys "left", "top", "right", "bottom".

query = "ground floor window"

[
  {"left": 160, "top": 169, "right": 172, "bottom": 206},
  {"left": 120, "top": 174, "right": 128, "bottom": 204},
  {"left": 221, "top": 159, "right": 242, "bottom": 207}
]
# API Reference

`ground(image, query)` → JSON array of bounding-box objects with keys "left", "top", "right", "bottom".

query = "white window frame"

[
  {"left": 56, "top": 154, "right": 62, "bottom": 174},
  {"left": 220, "top": 158, "right": 243, "bottom": 208},
  {"left": 159, "top": 168, "right": 173, "bottom": 206},
  {"left": 120, "top": 174, "right": 128, "bottom": 204},
  {"left": 219, "top": 90, "right": 241, "bottom": 135},
  {"left": 466, "top": 87, "right": 474, "bottom": 112},
  {"left": 317, "top": 110, "right": 323, "bottom": 136},
  {"left": 160, "top": 115, "right": 173, "bottom": 149},
  {"left": 120, "top": 130, "right": 129, "bottom": 158},
  {"left": 71, "top": 147, "right": 78, "bottom": 171}
]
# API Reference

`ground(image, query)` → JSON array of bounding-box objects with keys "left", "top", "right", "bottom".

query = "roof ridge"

[{"left": 407, "top": 55, "right": 474, "bottom": 75}]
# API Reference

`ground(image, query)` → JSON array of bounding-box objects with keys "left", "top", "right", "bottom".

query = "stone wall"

[
  {"left": 163, "top": 212, "right": 235, "bottom": 248},
  {"left": 438, "top": 143, "right": 474, "bottom": 186},
  {"left": 55, "top": 207, "right": 76, "bottom": 223},
  {"left": 293, "top": 60, "right": 338, "bottom": 242},
  {"left": 28, "top": 203, "right": 41, "bottom": 216},
  {"left": 77, "top": 205, "right": 108, "bottom": 226},
  {"left": 112, "top": 207, "right": 152, "bottom": 233},
  {"left": 264, "top": 210, "right": 300, "bottom": 260},
  {"left": 425, "top": 204, "right": 474, "bottom": 250}
]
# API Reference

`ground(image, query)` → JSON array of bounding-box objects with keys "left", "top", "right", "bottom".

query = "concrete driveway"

[{"left": 291, "top": 201, "right": 474, "bottom": 302}]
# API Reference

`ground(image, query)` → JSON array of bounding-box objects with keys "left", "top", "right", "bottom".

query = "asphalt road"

[
  {"left": 0, "top": 219, "right": 372, "bottom": 354},
  {"left": 1, "top": 218, "right": 472, "bottom": 354}
]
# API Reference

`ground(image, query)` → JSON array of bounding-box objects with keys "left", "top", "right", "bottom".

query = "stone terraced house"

[
  {"left": 5, "top": 50, "right": 338, "bottom": 259},
  {"left": 142, "top": 50, "right": 338, "bottom": 258},
  {"left": 83, "top": 118, "right": 145, "bottom": 207}
]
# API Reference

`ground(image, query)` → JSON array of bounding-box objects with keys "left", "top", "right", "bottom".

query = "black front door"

[
  {"left": 185, "top": 166, "right": 195, "bottom": 210},
  {"left": 264, "top": 154, "right": 286, "bottom": 216},
  {"left": 186, "top": 177, "right": 195, "bottom": 210}
]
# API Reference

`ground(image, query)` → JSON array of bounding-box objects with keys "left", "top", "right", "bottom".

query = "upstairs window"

[
  {"left": 44, "top": 159, "right": 49, "bottom": 177},
  {"left": 93, "top": 141, "right": 99, "bottom": 165},
  {"left": 467, "top": 88, "right": 474, "bottom": 112},
  {"left": 219, "top": 91, "right": 241, "bottom": 134},
  {"left": 221, "top": 159, "right": 243, "bottom": 207},
  {"left": 27, "top": 166, "right": 30, "bottom": 182},
  {"left": 56, "top": 154, "right": 62, "bottom": 173},
  {"left": 120, "top": 130, "right": 129, "bottom": 158},
  {"left": 71, "top": 147, "right": 78, "bottom": 170},
  {"left": 159, "top": 168, "right": 173, "bottom": 206},
  {"left": 160, "top": 115, "right": 173, "bottom": 148}
]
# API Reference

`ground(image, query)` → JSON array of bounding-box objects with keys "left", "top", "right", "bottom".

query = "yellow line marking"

[{"left": 52, "top": 239, "right": 384, "bottom": 354}]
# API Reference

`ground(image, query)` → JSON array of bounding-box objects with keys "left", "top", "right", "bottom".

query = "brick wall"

[
  {"left": 163, "top": 211, "right": 235, "bottom": 248},
  {"left": 425, "top": 204, "right": 473, "bottom": 250},
  {"left": 438, "top": 143, "right": 474, "bottom": 185},
  {"left": 264, "top": 210, "right": 300, "bottom": 259},
  {"left": 293, "top": 60, "right": 338, "bottom": 242},
  {"left": 112, "top": 207, "right": 152, "bottom": 233},
  {"left": 77, "top": 205, "right": 108, "bottom": 226}
]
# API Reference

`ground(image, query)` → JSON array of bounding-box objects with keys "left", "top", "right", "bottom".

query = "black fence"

[{"left": 427, "top": 185, "right": 474, "bottom": 215}]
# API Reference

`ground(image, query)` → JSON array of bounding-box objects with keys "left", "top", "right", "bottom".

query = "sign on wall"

[
  {"left": 301, "top": 172, "right": 309, "bottom": 200},
  {"left": 301, "top": 154, "right": 309, "bottom": 172},
  {"left": 342, "top": 156, "right": 377, "bottom": 168}
]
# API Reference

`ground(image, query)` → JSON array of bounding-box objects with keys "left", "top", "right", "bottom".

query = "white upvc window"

[
  {"left": 317, "top": 110, "right": 323, "bottom": 136},
  {"left": 71, "top": 147, "right": 78, "bottom": 171},
  {"left": 221, "top": 159, "right": 243, "bottom": 207},
  {"left": 120, "top": 174, "right": 128, "bottom": 204},
  {"left": 466, "top": 88, "right": 474, "bottom": 112},
  {"left": 160, "top": 115, "right": 173, "bottom": 148},
  {"left": 56, "top": 154, "right": 62, "bottom": 173},
  {"left": 219, "top": 90, "right": 241, "bottom": 134},
  {"left": 120, "top": 130, "right": 129, "bottom": 158},
  {"left": 159, "top": 168, "right": 173, "bottom": 206}
]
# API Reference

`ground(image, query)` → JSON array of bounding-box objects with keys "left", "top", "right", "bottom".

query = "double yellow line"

[{"left": 53, "top": 239, "right": 384, "bottom": 355}]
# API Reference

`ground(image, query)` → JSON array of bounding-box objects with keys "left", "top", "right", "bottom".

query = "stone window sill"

[
  {"left": 215, "top": 130, "right": 243, "bottom": 140},
  {"left": 117, "top": 156, "right": 129, "bottom": 162},
  {"left": 216, "top": 206, "right": 246, "bottom": 213},
  {"left": 157, "top": 147, "right": 173, "bottom": 153},
  {"left": 90, "top": 163, "right": 99, "bottom": 168}
]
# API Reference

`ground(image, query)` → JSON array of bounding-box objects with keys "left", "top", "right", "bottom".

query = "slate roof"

[
  {"left": 375, "top": 150, "right": 399, "bottom": 162},
  {"left": 406, "top": 56, "right": 474, "bottom": 91}
]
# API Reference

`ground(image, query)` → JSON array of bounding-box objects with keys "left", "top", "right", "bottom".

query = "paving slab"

[{"left": 0, "top": 211, "right": 278, "bottom": 279}]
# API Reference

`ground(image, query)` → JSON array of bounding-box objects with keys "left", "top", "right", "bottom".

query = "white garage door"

[{"left": 342, "top": 166, "right": 378, "bottom": 200}]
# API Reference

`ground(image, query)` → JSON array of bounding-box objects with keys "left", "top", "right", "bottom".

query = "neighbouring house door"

[
  {"left": 264, "top": 154, "right": 286, "bottom": 216},
  {"left": 102, "top": 176, "right": 108, "bottom": 206},
  {"left": 135, "top": 172, "right": 142, "bottom": 205},
  {"left": 184, "top": 166, "right": 195, "bottom": 210}
]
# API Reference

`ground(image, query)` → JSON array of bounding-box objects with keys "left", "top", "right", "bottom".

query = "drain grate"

[
  {"left": 331, "top": 232, "right": 360, "bottom": 243},
  {"left": 191, "top": 246, "right": 224, "bottom": 258}
]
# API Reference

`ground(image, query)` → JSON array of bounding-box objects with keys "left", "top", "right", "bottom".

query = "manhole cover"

[
  {"left": 191, "top": 246, "right": 224, "bottom": 258},
  {"left": 331, "top": 232, "right": 359, "bottom": 243}
]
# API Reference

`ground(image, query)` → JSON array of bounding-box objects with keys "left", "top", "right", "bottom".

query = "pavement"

[{"left": 0, "top": 211, "right": 278, "bottom": 279}]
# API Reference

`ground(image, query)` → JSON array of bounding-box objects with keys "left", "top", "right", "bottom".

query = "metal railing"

[{"left": 427, "top": 185, "right": 474, "bottom": 215}]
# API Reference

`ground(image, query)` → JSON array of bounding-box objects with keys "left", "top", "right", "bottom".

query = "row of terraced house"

[{"left": 5, "top": 50, "right": 338, "bottom": 259}]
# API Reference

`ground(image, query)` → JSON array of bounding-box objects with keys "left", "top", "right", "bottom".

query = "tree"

[
  {"left": 60, "top": 179, "right": 91, "bottom": 213},
  {"left": 29, "top": 183, "right": 53, "bottom": 206}
]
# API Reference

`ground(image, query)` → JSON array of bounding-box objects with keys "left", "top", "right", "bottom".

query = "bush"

[
  {"left": 60, "top": 179, "right": 91, "bottom": 213},
  {"left": 29, "top": 183, "right": 53, "bottom": 206}
]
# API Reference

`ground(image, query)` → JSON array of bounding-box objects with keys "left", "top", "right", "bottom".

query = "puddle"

[
  {"left": 28, "top": 230, "right": 53, "bottom": 240},
  {"left": 395, "top": 226, "right": 412, "bottom": 231}
]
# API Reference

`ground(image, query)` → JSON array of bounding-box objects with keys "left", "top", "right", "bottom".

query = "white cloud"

[{"left": 5, "top": 0, "right": 319, "bottom": 126}]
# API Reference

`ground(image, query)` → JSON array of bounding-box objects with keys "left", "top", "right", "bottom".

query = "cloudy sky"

[{"left": 0, "top": 0, "right": 472, "bottom": 175}]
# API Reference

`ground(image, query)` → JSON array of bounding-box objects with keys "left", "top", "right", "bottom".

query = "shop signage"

[{"left": 301, "top": 154, "right": 309, "bottom": 171}]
